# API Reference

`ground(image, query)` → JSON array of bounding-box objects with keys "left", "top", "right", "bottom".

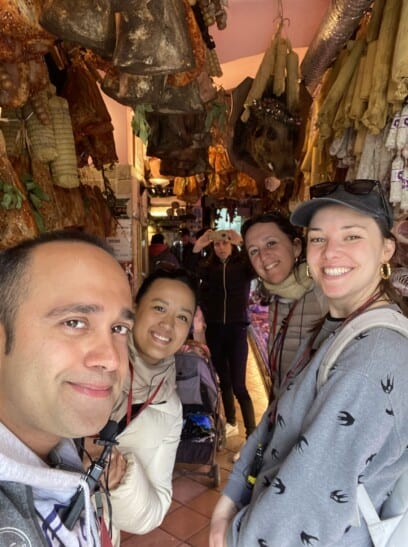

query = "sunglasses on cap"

[
  {"left": 310, "top": 179, "right": 391, "bottom": 222},
  {"left": 309, "top": 179, "right": 384, "bottom": 199}
]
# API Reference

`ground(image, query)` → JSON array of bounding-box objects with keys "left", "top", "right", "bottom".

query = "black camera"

[{"left": 61, "top": 420, "right": 119, "bottom": 530}]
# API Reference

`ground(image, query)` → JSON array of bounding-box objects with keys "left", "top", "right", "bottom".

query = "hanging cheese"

[
  {"left": 241, "top": 36, "right": 278, "bottom": 123},
  {"left": 361, "top": 0, "right": 402, "bottom": 134},
  {"left": 48, "top": 94, "right": 80, "bottom": 188},
  {"left": 390, "top": 0, "right": 408, "bottom": 102}
]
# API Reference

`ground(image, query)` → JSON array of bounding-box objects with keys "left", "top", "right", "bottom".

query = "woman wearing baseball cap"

[{"left": 210, "top": 180, "right": 408, "bottom": 546}]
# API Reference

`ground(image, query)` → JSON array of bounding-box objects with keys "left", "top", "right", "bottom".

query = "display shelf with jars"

[{"left": 148, "top": 213, "right": 196, "bottom": 228}]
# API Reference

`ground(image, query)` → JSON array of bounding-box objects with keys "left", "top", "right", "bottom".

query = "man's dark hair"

[
  {"left": 151, "top": 233, "right": 165, "bottom": 244},
  {"left": 0, "top": 230, "right": 114, "bottom": 355},
  {"left": 135, "top": 267, "right": 198, "bottom": 308}
]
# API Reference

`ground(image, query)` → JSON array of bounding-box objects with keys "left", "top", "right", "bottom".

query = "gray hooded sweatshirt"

[
  {"left": 224, "top": 308, "right": 408, "bottom": 546},
  {"left": 0, "top": 422, "right": 100, "bottom": 546}
]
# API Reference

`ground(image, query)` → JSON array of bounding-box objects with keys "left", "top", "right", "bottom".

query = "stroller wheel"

[{"left": 211, "top": 464, "right": 221, "bottom": 487}]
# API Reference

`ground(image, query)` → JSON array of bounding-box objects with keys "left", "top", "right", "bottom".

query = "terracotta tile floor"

[{"left": 121, "top": 341, "right": 268, "bottom": 546}]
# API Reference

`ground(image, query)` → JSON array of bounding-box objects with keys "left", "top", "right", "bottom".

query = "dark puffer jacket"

[{"left": 198, "top": 251, "right": 253, "bottom": 325}]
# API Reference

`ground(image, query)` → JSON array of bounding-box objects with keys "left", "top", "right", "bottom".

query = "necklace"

[{"left": 267, "top": 290, "right": 383, "bottom": 427}]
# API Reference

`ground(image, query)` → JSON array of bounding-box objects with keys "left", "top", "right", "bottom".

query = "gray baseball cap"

[{"left": 290, "top": 181, "right": 394, "bottom": 230}]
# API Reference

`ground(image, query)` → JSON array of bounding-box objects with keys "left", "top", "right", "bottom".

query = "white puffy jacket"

[{"left": 108, "top": 350, "right": 182, "bottom": 545}]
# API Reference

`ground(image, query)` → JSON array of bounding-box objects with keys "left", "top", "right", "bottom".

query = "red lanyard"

[
  {"left": 268, "top": 290, "right": 382, "bottom": 426},
  {"left": 98, "top": 364, "right": 164, "bottom": 545},
  {"left": 100, "top": 517, "right": 114, "bottom": 547},
  {"left": 126, "top": 362, "right": 165, "bottom": 426},
  {"left": 268, "top": 327, "right": 318, "bottom": 425},
  {"left": 268, "top": 299, "right": 299, "bottom": 379}
]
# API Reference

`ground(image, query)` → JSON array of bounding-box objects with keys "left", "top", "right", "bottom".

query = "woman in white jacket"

[{"left": 101, "top": 267, "right": 198, "bottom": 544}]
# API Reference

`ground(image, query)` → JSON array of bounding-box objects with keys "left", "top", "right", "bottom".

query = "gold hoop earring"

[
  {"left": 380, "top": 262, "right": 392, "bottom": 280},
  {"left": 306, "top": 264, "right": 312, "bottom": 279}
]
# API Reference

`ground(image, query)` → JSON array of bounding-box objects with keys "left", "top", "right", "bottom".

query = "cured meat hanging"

[
  {"left": 0, "top": 0, "right": 54, "bottom": 108},
  {"left": 113, "top": 0, "right": 195, "bottom": 75},
  {"left": 60, "top": 51, "right": 118, "bottom": 168},
  {"left": 0, "top": 129, "right": 39, "bottom": 249},
  {"left": 40, "top": 0, "right": 115, "bottom": 59},
  {"left": 0, "top": 0, "right": 54, "bottom": 63}
]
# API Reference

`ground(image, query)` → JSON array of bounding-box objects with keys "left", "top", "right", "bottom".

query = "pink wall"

[
  {"left": 102, "top": 93, "right": 132, "bottom": 166},
  {"left": 212, "top": 0, "right": 330, "bottom": 63}
]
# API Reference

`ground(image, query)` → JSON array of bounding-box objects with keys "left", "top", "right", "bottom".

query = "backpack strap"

[
  {"left": 317, "top": 308, "right": 408, "bottom": 391},
  {"left": 356, "top": 484, "right": 382, "bottom": 528},
  {"left": 357, "top": 479, "right": 408, "bottom": 546},
  {"left": 316, "top": 307, "right": 408, "bottom": 545}
]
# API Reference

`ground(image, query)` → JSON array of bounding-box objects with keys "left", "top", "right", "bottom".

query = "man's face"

[{"left": 0, "top": 242, "right": 134, "bottom": 457}]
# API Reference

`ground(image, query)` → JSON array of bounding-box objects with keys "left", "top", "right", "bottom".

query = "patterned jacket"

[{"left": 224, "top": 306, "right": 408, "bottom": 546}]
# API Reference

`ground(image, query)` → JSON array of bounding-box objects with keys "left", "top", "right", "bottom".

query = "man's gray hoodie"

[{"left": 0, "top": 422, "right": 99, "bottom": 546}]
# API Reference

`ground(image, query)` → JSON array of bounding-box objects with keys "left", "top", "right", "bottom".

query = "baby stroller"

[{"left": 175, "top": 340, "right": 225, "bottom": 487}]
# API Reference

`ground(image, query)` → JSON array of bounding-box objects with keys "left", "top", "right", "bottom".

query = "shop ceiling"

[{"left": 211, "top": 0, "right": 331, "bottom": 89}]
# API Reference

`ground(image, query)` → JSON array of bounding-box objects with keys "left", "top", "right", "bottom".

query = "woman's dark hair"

[
  {"left": 241, "top": 211, "right": 306, "bottom": 261},
  {"left": 135, "top": 267, "right": 199, "bottom": 308},
  {"left": 203, "top": 240, "right": 241, "bottom": 267},
  {"left": 241, "top": 212, "right": 307, "bottom": 288}
]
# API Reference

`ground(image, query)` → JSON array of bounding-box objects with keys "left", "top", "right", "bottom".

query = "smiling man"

[{"left": 0, "top": 230, "right": 134, "bottom": 546}]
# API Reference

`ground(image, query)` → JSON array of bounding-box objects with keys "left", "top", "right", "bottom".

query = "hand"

[
  {"left": 226, "top": 229, "right": 243, "bottom": 247},
  {"left": 193, "top": 305, "right": 206, "bottom": 333},
  {"left": 105, "top": 447, "right": 127, "bottom": 490},
  {"left": 193, "top": 229, "right": 214, "bottom": 253},
  {"left": 193, "top": 306, "right": 207, "bottom": 344},
  {"left": 83, "top": 438, "right": 127, "bottom": 490},
  {"left": 209, "top": 495, "right": 237, "bottom": 547},
  {"left": 209, "top": 519, "right": 229, "bottom": 547}
]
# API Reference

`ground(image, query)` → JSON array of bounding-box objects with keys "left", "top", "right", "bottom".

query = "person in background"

[
  {"left": 0, "top": 230, "right": 134, "bottom": 546},
  {"left": 171, "top": 228, "right": 198, "bottom": 273},
  {"left": 149, "top": 233, "right": 180, "bottom": 272},
  {"left": 193, "top": 229, "right": 256, "bottom": 450},
  {"left": 210, "top": 180, "right": 408, "bottom": 546},
  {"left": 241, "top": 212, "right": 327, "bottom": 400},
  {"left": 97, "top": 268, "right": 198, "bottom": 544}
]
